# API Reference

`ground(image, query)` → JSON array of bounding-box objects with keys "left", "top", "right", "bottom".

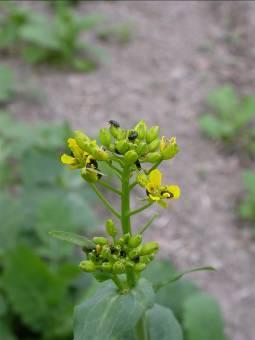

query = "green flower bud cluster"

[
  {"left": 98, "top": 120, "right": 179, "bottom": 167},
  {"left": 75, "top": 131, "right": 110, "bottom": 161},
  {"left": 79, "top": 231, "right": 159, "bottom": 278}
]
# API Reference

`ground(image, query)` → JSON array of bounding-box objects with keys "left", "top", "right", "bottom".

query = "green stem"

[
  {"left": 146, "top": 158, "right": 163, "bottom": 174},
  {"left": 112, "top": 275, "right": 124, "bottom": 291},
  {"left": 90, "top": 183, "right": 121, "bottom": 219},
  {"left": 128, "top": 202, "right": 153, "bottom": 217},
  {"left": 138, "top": 213, "right": 158, "bottom": 234},
  {"left": 98, "top": 180, "right": 121, "bottom": 195},
  {"left": 129, "top": 180, "right": 137, "bottom": 190},
  {"left": 135, "top": 315, "right": 148, "bottom": 340},
  {"left": 121, "top": 166, "right": 131, "bottom": 234}
]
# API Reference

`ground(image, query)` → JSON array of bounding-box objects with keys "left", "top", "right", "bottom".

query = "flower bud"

[
  {"left": 74, "top": 130, "right": 90, "bottom": 150},
  {"left": 124, "top": 150, "right": 138, "bottom": 165},
  {"left": 148, "top": 138, "right": 160, "bottom": 152},
  {"left": 128, "top": 234, "right": 142, "bottom": 248},
  {"left": 81, "top": 168, "right": 99, "bottom": 183},
  {"left": 128, "top": 248, "right": 141, "bottom": 259},
  {"left": 115, "top": 140, "right": 129, "bottom": 154},
  {"left": 125, "top": 260, "right": 135, "bottom": 269},
  {"left": 100, "top": 245, "right": 111, "bottom": 259},
  {"left": 140, "top": 255, "right": 152, "bottom": 264},
  {"left": 79, "top": 260, "right": 96, "bottom": 272},
  {"left": 134, "top": 120, "right": 147, "bottom": 139},
  {"left": 105, "top": 219, "right": 117, "bottom": 238},
  {"left": 116, "top": 128, "right": 127, "bottom": 141},
  {"left": 109, "top": 125, "right": 120, "bottom": 139},
  {"left": 93, "top": 237, "right": 108, "bottom": 246},
  {"left": 140, "top": 242, "right": 159, "bottom": 255},
  {"left": 146, "top": 126, "right": 160, "bottom": 144},
  {"left": 99, "top": 128, "right": 111, "bottom": 147},
  {"left": 160, "top": 136, "right": 179, "bottom": 160},
  {"left": 101, "top": 262, "right": 112, "bottom": 272},
  {"left": 93, "top": 148, "right": 110, "bottom": 161},
  {"left": 144, "top": 152, "right": 162, "bottom": 163},
  {"left": 113, "top": 261, "right": 125, "bottom": 274},
  {"left": 134, "top": 263, "right": 146, "bottom": 272},
  {"left": 136, "top": 173, "right": 148, "bottom": 188},
  {"left": 137, "top": 142, "right": 148, "bottom": 156}
]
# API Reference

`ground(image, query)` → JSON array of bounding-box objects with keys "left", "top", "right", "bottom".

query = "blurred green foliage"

[
  {"left": 0, "top": 1, "right": 102, "bottom": 71},
  {"left": 0, "top": 112, "right": 100, "bottom": 339},
  {"left": 239, "top": 171, "right": 255, "bottom": 236},
  {"left": 0, "top": 65, "right": 15, "bottom": 104},
  {"left": 200, "top": 85, "right": 255, "bottom": 156}
]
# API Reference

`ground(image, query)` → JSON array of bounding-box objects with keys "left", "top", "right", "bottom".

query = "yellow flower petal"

[
  {"left": 167, "top": 185, "right": 181, "bottom": 199},
  {"left": 61, "top": 154, "right": 76, "bottom": 165},
  {"left": 149, "top": 169, "right": 162, "bottom": 186}
]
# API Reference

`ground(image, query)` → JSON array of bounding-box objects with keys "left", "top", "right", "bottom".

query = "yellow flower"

[
  {"left": 146, "top": 169, "right": 180, "bottom": 207},
  {"left": 160, "top": 136, "right": 179, "bottom": 160},
  {"left": 61, "top": 138, "right": 88, "bottom": 169},
  {"left": 81, "top": 155, "right": 102, "bottom": 182}
]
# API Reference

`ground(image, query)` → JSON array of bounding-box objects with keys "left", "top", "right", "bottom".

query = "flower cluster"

[{"left": 79, "top": 219, "right": 159, "bottom": 278}]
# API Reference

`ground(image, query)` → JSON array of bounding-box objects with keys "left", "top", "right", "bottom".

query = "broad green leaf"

[
  {"left": 49, "top": 230, "right": 95, "bottom": 249},
  {"left": 147, "top": 304, "right": 183, "bottom": 340},
  {"left": 74, "top": 278, "right": 155, "bottom": 340},
  {"left": 234, "top": 96, "right": 255, "bottom": 127},
  {"left": 0, "top": 321, "right": 17, "bottom": 340},
  {"left": 2, "top": 246, "right": 73, "bottom": 334},
  {"left": 143, "top": 259, "right": 176, "bottom": 286},
  {"left": 0, "top": 293, "right": 7, "bottom": 317},
  {"left": 183, "top": 293, "right": 226, "bottom": 340},
  {"left": 207, "top": 85, "right": 238, "bottom": 117}
]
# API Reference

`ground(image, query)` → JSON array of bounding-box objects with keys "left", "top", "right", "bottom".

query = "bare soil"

[{"left": 4, "top": 1, "right": 255, "bottom": 339}]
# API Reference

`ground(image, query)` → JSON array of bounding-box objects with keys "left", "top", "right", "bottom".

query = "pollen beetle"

[
  {"left": 128, "top": 130, "right": 138, "bottom": 141},
  {"left": 109, "top": 120, "right": 120, "bottom": 128}
]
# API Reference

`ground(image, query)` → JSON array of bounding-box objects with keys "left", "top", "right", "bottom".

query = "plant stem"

[
  {"left": 135, "top": 315, "right": 148, "bottom": 340},
  {"left": 129, "top": 179, "right": 137, "bottom": 190},
  {"left": 138, "top": 213, "right": 158, "bottom": 234},
  {"left": 98, "top": 180, "right": 121, "bottom": 195},
  {"left": 128, "top": 202, "right": 153, "bottom": 217},
  {"left": 112, "top": 275, "right": 124, "bottom": 291},
  {"left": 146, "top": 158, "right": 163, "bottom": 174},
  {"left": 90, "top": 183, "right": 121, "bottom": 219},
  {"left": 121, "top": 166, "right": 131, "bottom": 234}
]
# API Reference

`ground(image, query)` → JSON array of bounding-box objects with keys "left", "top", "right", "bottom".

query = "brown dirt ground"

[{"left": 4, "top": 1, "right": 255, "bottom": 340}]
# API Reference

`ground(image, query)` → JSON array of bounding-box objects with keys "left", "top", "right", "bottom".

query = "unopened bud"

[
  {"left": 93, "top": 148, "right": 110, "bottom": 161},
  {"left": 137, "top": 142, "right": 149, "bottom": 156},
  {"left": 145, "top": 152, "right": 162, "bottom": 163},
  {"left": 136, "top": 173, "right": 148, "bottom": 188},
  {"left": 101, "top": 262, "right": 112, "bottom": 272},
  {"left": 124, "top": 150, "right": 138, "bottom": 165},
  {"left": 146, "top": 126, "right": 160, "bottom": 143},
  {"left": 113, "top": 261, "right": 125, "bottom": 274},
  {"left": 128, "top": 248, "right": 141, "bottom": 259},
  {"left": 148, "top": 138, "right": 160, "bottom": 152},
  {"left": 93, "top": 237, "right": 108, "bottom": 246},
  {"left": 128, "top": 234, "right": 142, "bottom": 248},
  {"left": 134, "top": 120, "right": 147, "bottom": 139},
  {"left": 105, "top": 219, "right": 117, "bottom": 238},
  {"left": 140, "top": 242, "right": 159, "bottom": 255},
  {"left": 134, "top": 263, "right": 146, "bottom": 272},
  {"left": 115, "top": 140, "right": 129, "bottom": 154},
  {"left": 99, "top": 128, "right": 111, "bottom": 147},
  {"left": 79, "top": 260, "right": 96, "bottom": 272},
  {"left": 74, "top": 130, "right": 90, "bottom": 150}
]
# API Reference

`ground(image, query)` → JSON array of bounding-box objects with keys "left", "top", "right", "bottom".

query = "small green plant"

[
  {"left": 199, "top": 85, "right": 255, "bottom": 155},
  {"left": 239, "top": 170, "right": 255, "bottom": 236},
  {"left": 50, "top": 120, "right": 217, "bottom": 339},
  {"left": 0, "top": 2, "right": 102, "bottom": 71}
]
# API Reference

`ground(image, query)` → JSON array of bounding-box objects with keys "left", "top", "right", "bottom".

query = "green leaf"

[
  {"left": 49, "top": 230, "right": 96, "bottom": 250},
  {"left": 183, "top": 293, "right": 226, "bottom": 340},
  {"left": 234, "top": 96, "right": 255, "bottom": 127},
  {"left": 2, "top": 246, "right": 73, "bottom": 334},
  {"left": 0, "top": 321, "right": 17, "bottom": 340},
  {"left": 243, "top": 171, "right": 255, "bottom": 195},
  {"left": 143, "top": 260, "right": 199, "bottom": 320},
  {"left": 146, "top": 304, "right": 183, "bottom": 340},
  {"left": 74, "top": 278, "right": 155, "bottom": 340},
  {"left": 207, "top": 85, "right": 238, "bottom": 117}
]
